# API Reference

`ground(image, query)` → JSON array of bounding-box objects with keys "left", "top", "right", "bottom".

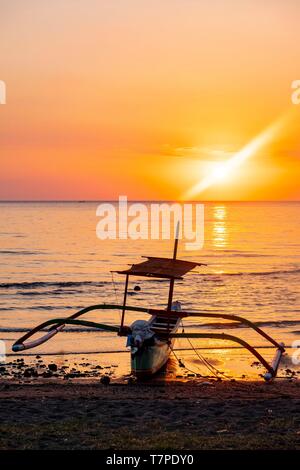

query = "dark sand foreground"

[{"left": 0, "top": 379, "right": 300, "bottom": 450}]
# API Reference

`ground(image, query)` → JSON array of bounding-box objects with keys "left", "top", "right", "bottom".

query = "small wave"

[
  {"left": 17, "top": 289, "right": 84, "bottom": 296},
  {"left": 203, "top": 252, "right": 272, "bottom": 258},
  {"left": 0, "top": 327, "right": 116, "bottom": 333},
  {"left": 228, "top": 253, "right": 272, "bottom": 258},
  {"left": 202, "top": 268, "right": 300, "bottom": 277},
  {"left": 0, "top": 327, "right": 32, "bottom": 333},
  {"left": 0, "top": 250, "right": 44, "bottom": 256},
  {"left": 0, "top": 305, "right": 83, "bottom": 311},
  {"left": 6, "top": 350, "right": 128, "bottom": 356},
  {"left": 28, "top": 305, "right": 86, "bottom": 311},
  {"left": 0, "top": 281, "right": 106, "bottom": 289},
  {"left": 249, "top": 269, "right": 300, "bottom": 277},
  {"left": 1, "top": 319, "right": 299, "bottom": 334},
  {"left": 188, "top": 319, "right": 300, "bottom": 329},
  {"left": 6, "top": 345, "right": 296, "bottom": 357},
  {"left": 2, "top": 269, "right": 298, "bottom": 291}
]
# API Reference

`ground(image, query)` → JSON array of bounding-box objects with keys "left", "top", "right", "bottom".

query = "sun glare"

[{"left": 181, "top": 112, "right": 290, "bottom": 201}]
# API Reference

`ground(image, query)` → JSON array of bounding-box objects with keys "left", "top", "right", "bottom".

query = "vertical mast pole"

[
  {"left": 120, "top": 273, "right": 129, "bottom": 332},
  {"left": 167, "top": 221, "right": 180, "bottom": 312}
]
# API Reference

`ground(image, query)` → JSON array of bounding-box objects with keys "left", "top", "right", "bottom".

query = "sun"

[{"left": 210, "top": 163, "right": 232, "bottom": 182}]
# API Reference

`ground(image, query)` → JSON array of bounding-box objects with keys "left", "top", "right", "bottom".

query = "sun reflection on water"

[{"left": 213, "top": 205, "right": 227, "bottom": 248}]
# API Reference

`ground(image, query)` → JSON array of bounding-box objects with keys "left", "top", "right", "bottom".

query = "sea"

[{"left": 0, "top": 201, "right": 299, "bottom": 380}]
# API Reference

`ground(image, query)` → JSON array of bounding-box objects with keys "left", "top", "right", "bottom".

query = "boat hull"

[
  {"left": 131, "top": 339, "right": 173, "bottom": 378},
  {"left": 130, "top": 302, "right": 182, "bottom": 378}
]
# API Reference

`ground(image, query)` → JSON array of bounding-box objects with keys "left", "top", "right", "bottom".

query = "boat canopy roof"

[{"left": 114, "top": 256, "right": 204, "bottom": 279}]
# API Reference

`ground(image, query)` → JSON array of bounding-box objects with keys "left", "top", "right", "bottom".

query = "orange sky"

[{"left": 0, "top": 0, "right": 299, "bottom": 201}]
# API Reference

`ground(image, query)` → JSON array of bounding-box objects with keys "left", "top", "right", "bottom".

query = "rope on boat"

[
  {"left": 180, "top": 320, "right": 230, "bottom": 379},
  {"left": 170, "top": 344, "right": 217, "bottom": 378},
  {"left": 169, "top": 320, "right": 231, "bottom": 379},
  {"left": 185, "top": 337, "right": 227, "bottom": 378},
  {"left": 170, "top": 334, "right": 220, "bottom": 379}
]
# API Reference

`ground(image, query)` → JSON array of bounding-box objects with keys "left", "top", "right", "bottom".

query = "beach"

[
  {"left": 1, "top": 201, "right": 299, "bottom": 451},
  {"left": 1, "top": 379, "right": 299, "bottom": 450}
]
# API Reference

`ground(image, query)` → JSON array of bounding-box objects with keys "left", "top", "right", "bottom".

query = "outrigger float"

[{"left": 12, "top": 229, "right": 285, "bottom": 381}]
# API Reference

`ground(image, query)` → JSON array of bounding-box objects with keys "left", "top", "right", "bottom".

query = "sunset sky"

[{"left": 0, "top": 0, "right": 299, "bottom": 201}]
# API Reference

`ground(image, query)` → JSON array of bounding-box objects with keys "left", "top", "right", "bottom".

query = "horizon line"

[{"left": 0, "top": 199, "right": 299, "bottom": 203}]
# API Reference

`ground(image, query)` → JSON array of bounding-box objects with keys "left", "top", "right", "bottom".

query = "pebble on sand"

[{"left": 100, "top": 375, "right": 110, "bottom": 385}]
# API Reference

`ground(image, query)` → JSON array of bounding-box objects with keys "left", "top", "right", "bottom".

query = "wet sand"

[{"left": 0, "top": 379, "right": 300, "bottom": 450}]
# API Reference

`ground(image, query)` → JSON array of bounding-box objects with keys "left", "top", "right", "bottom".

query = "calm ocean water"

[{"left": 0, "top": 201, "right": 299, "bottom": 379}]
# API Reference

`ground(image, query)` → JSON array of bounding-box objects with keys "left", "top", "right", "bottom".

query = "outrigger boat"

[{"left": 12, "top": 229, "right": 285, "bottom": 381}]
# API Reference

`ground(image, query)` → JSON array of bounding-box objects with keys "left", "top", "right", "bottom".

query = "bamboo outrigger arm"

[
  {"left": 150, "top": 308, "right": 285, "bottom": 380},
  {"left": 12, "top": 303, "right": 285, "bottom": 380},
  {"left": 12, "top": 317, "right": 120, "bottom": 352},
  {"left": 148, "top": 308, "right": 285, "bottom": 351},
  {"left": 12, "top": 304, "right": 149, "bottom": 352}
]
